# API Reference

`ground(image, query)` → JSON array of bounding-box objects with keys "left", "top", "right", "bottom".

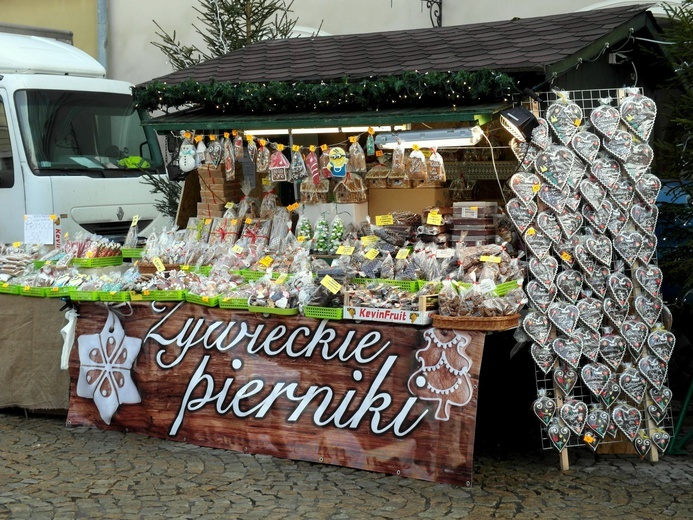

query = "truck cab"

[{"left": 0, "top": 30, "right": 167, "bottom": 244}]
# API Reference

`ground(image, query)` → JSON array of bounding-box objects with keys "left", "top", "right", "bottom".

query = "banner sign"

[{"left": 67, "top": 303, "right": 485, "bottom": 485}]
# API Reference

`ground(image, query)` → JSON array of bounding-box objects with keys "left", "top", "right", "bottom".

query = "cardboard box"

[{"left": 368, "top": 187, "right": 451, "bottom": 220}]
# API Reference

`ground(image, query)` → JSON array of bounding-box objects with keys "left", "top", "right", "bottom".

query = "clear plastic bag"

[{"left": 348, "top": 139, "right": 367, "bottom": 173}]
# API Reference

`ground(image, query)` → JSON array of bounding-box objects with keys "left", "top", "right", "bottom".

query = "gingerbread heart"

[
  {"left": 531, "top": 342, "right": 556, "bottom": 374},
  {"left": 534, "top": 145, "right": 574, "bottom": 189},
  {"left": 635, "top": 294, "right": 663, "bottom": 328},
  {"left": 639, "top": 354, "right": 668, "bottom": 389},
  {"left": 510, "top": 138, "right": 541, "bottom": 171},
  {"left": 565, "top": 161, "right": 586, "bottom": 191},
  {"left": 606, "top": 420, "right": 619, "bottom": 438},
  {"left": 633, "top": 429, "right": 652, "bottom": 458},
  {"left": 530, "top": 118, "right": 552, "bottom": 150},
  {"left": 553, "top": 365, "right": 578, "bottom": 395},
  {"left": 552, "top": 336, "right": 583, "bottom": 369},
  {"left": 529, "top": 255, "right": 558, "bottom": 289},
  {"left": 536, "top": 211, "right": 562, "bottom": 244},
  {"left": 638, "top": 233, "right": 658, "bottom": 264},
  {"left": 547, "top": 418, "right": 571, "bottom": 451},
  {"left": 577, "top": 297, "right": 604, "bottom": 332},
  {"left": 631, "top": 202, "right": 658, "bottom": 235},
  {"left": 557, "top": 211, "right": 583, "bottom": 239},
  {"left": 581, "top": 361, "right": 611, "bottom": 398},
  {"left": 623, "top": 142, "right": 653, "bottom": 180},
  {"left": 620, "top": 92, "right": 657, "bottom": 141},
  {"left": 586, "top": 407, "right": 611, "bottom": 439},
  {"left": 524, "top": 227, "right": 553, "bottom": 259},
  {"left": 635, "top": 173, "right": 662, "bottom": 207},
  {"left": 607, "top": 272, "right": 633, "bottom": 307},
  {"left": 620, "top": 318, "right": 649, "bottom": 357},
  {"left": 554, "top": 237, "right": 579, "bottom": 268},
  {"left": 600, "top": 333, "right": 627, "bottom": 369},
  {"left": 560, "top": 399, "right": 588, "bottom": 436},
  {"left": 619, "top": 366, "right": 647, "bottom": 405},
  {"left": 548, "top": 302, "right": 580, "bottom": 335},
  {"left": 606, "top": 205, "right": 629, "bottom": 236},
  {"left": 579, "top": 178, "right": 606, "bottom": 209},
  {"left": 604, "top": 298, "right": 629, "bottom": 327},
  {"left": 584, "top": 265, "right": 610, "bottom": 298},
  {"left": 583, "top": 430, "right": 602, "bottom": 452},
  {"left": 537, "top": 184, "right": 569, "bottom": 213},
  {"left": 571, "top": 131, "right": 601, "bottom": 164},
  {"left": 582, "top": 199, "right": 613, "bottom": 234},
  {"left": 565, "top": 190, "right": 582, "bottom": 213},
  {"left": 610, "top": 175, "right": 635, "bottom": 212},
  {"left": 523, "top": 311, "right": 552, "bottom": 345},
  {"left": 556, "top": 269, "right": 583, "bottom": 303},
  {"left": 603, "top": 129, "right": 633, "bottom": 162},
  {"left": 574, "top": 243, "right": 597, "bottom": 276},
  {"left": 613, "top": 230, "right": 643, "bottom": 266},
  {"left": 532, "top": 393, "right": 557, "bottom": 427},
  {"left": 600, "top": 375, "right": 622, "bottom": 408},
  {"left": 649, "top": 386, "right": 672, "bottom": 411},
  {"left": 635, "top": 265, "right": 663, "bottom": 298},
  {"left": 586, "top": 234, "right": 613, "bottom": 266},
  {"left": 612, "top": 402, "right": 642, "bottom": 441},
  {"left": 647, "top": 330, "right": 676, "bottom": 363},
  {"left": 575, "top": 327, "right": 601, "bottom": 361},
  {"left": 591, "top": 156, "right": 621, "bottom": 190},
  {"left": 506, "top": 198, "right": 537, "bottom": 234},
  {"left": 526, "top": 280, "right": 557, "bottom": 313},
  {"left": 509, "top": 172, "right": 542, "bottom": 206},
  {"left": 546, "top": 102, "right": 583, "bottom": 145},
  {"left": 651, "top": 428, "right": 671, "bottom": 453},
  {"left": 648, "top": 404, "right": 666, "bottom": 425},
  {"left": 590, "top": 103, "right": 620, "bottom": 139}
]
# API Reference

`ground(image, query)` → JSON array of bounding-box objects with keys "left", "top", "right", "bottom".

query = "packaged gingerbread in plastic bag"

[{"left": 348, "top": 137, "right": 367, "bottom": 173}]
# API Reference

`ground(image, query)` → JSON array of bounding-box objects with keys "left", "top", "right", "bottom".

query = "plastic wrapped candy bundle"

[{"left": 348, "top": 138, "right": 367, "bottom": 173}]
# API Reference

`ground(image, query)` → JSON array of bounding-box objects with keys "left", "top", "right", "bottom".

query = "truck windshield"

[{"left": 14, "top": 89, "right": 164, "bottom": 175}]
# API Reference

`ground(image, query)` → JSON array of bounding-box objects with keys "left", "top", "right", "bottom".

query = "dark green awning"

[{"left": 141, "top": 103, "right": 510, "bottom": 133}]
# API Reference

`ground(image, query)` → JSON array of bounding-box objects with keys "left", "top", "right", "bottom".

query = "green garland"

[{"left": 134, "top": 69, "right": 515, "bottom": 114}]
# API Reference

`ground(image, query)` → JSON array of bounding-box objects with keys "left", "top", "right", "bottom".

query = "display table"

[
  {"left": 0, "top": 294, "right": 70, "bottom": 410},
  {"left": 66, "top": 301, "right": 486, "bottom": 485}
]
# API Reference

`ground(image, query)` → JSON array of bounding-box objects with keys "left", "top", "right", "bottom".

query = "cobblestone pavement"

[{"left": 1, "top": 411, "right": 692, "bottom": 519}]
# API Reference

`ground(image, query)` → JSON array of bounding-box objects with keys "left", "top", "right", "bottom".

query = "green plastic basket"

[
  {"left": 20, "top": 286, "right": 47, "bottom": 297},
  {"left": 70, "top": 290, "right": 101, "bottom": 301},
  {"left": 248, "top": 305, "right": 299, "bottom": 316},
  {"left": 140, "top": 289, "right": 186, "bottom": 301},
  {"left": 304, "top": 306, "right": 343, "bottom": 320},
  {"left": 71, "top": 256, "right": 123, "bottom": 268},
  {"left": 185, "top": 293, "right": 219, "bottom": 307},
  {"left": 121, "top": 248, "right": 144, "bottom": 259},
  {"left": 219, "top": 297, "right": 250, "bottom": 310},
  {"left": 494, "top": 280, "right": 523, "bottom": 297},
  {"left": 99, "top": 291, "right": 131, "bottom": 302},
  {"left": 353, "top": 278, "right": 419, "bottom": 292},
  {"left": 0, "top": 283, "right": 20, "bottom": 295},
  {"left": 45, "top": 286, "right": 73, "bottom": 298}
]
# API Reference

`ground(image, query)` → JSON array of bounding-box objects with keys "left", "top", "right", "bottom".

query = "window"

[{"left": 0, "top": 97, "right": 14, "bottom": 188}]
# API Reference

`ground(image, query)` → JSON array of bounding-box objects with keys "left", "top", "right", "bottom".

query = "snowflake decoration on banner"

[{"left": 76, "top": 309, "right": 142, "bottom": 424}]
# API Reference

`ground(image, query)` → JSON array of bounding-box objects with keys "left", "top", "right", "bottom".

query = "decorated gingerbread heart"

[
  {"left": 509, "top": 172, "right": 542, "bottom": 206},
  {"left": 635, "top": 173, "right": 662, "bottom": 207},
  {"left": 565, "top": 161, "right": 586, "bottom": 191},
  {"left": 534, "top": 145, "right": 574, "bottom": 189},
  {"left": 524, "top": 227, "right": 553, "bottom": 259},
  {"left": 584, "top": 265, "right": 610, "bottom": 298},
  {"left": 648, "top": 404, "right": 666, "bottom": 426},
  {"left": 536, "top": 211, "right": 562, "bottom": 244},
  {"left": 613, "top": 230, "right": 643, "bottom": 266},
  {"left": 647, "top": 330, "right": 676, "bottom": 364},
  {"left": 619, "top": 365, "right": 647, "bottom": 405},
  {"left": 537, "top": 184, "right": 569, "bottom": 213},
  {"left": 631, "top": 202, "right": 658, "bottom": 236},
  {"left": 574, "top": 243, "right": 597, "bottom": 277},
  {"left": 530, "top": 118, "right": 552, "bottom": 150},
  {"left": 523, "top": 312, "right": 552, "bottom": 346},
  {"left": 529, "top": 255, "right": 558, "bottom": 289},
  {"left": 649, "top": 385, "right": 672, "bottom": 412},
  {"left": 546, "top": 102, "right": 583, "bottom": 145},
  {"left": 552, "top": 336, "right": 583, "bottom": 369},
  {"left": 623, "top": 142, "right": 653, "bottom": 180},
  {"left": 556, "top": 269, "right": 583, "bottom": 303},
  {"left": 506, "top": 198, "right": 537, "bottom": 234},
  {"left": 585, "top": 406, "right": 611, "bottom": 439},
  {"left": 599, "top": 332, "right": 627, "bottom": 370},
  {"left": 583, "top": 430, "right": 601, "bottom": 452},
  {"left": 606, "top": 205, "right": 629, "bottom": 236},
  {"left": 582, "top": 199, "right": 613, "bottom": 234},
  {"left": 635, "top": 294, "right": 663, "bottom": 328},
  {"left": 553, "top": 365, "right": 578, "bottom": 395},
  {"left": 600, "top": 374, "right": 622, "bottom": 409},
  {"left": 531, "top": 342, "right": 557, "bottom": 374},
  {"left": 620, "top": 318, "right": 649, "bottom": 357},
  {"left": 635, "top": 265, "right": 663, "bottom": 298},
  {"left": 607, "top": 272, "right": 633, "bottom": 307},
  {"left": 532, "top": 391, "right": 557, "bottom": 427},
  {"left": 575, "top": 327, "right": 601, "bottom": 362},
  {"left": 604, "top": 297, "right": 629, "bottom": 327},
  {"left": 633, "top": 429, "right": 652, "bottom": 458},
  {"left": 571, "top": 131, "right": 601, "bottom": 164},
  {"left": 586, "top": 234, "right": 613, "bottom": 266},
  {"left": 609, "top": 174, "right": 635, "bottom": 212},
  {"left": 579, "top": 178, "right": 606, "bottom": 209},
  {"left": 612, "top": 402, "right": 642, "bottom": 441},
  {"left": 554, "top": 236, "right": 579, "bottom": 269},
  {"left": 581, "top": 361, "right": 612, "bottom": 398},
  {"left": 602, "top": 129, "right": 633, "bottom": 162},
  {"left": 565, "top": 190, "right": 582, "bottom": 213},
  {"left": 557, "top": 211, "right": 583, "bottom": 240},
  {"left": 620, "top": 92, "right": 657, "bottom": 141},
  {"left": 526, "top": 280, "right": 558, "bottom": 313},
  {"left": 590, "top": 156, "right": 621, "bottom": 190},
  {"left": 638, "top": 233, "right": 658, "bottom": 264},
  {"left": 510, "top": 138, "right": 541, "bottom": 171},
  {"left": 577, "top": 297, "right": 604, "bottom": 332},
  {"left": 547, "top": 418, "right": 571, "bottom": 452},
  {"left": 559, "top": 399, "right": 588, "bottom": 436},
  {"left": 651, "top": 428, "right": 671, "bottom": 453},
  {"left": 548, "top": 302, "right": 580, "bottom": 336},
  {"left": 590, "top": 103, "right": 620, "bottom": 139},
  {"left": 638, "top": 354, "right": 668, "bottom": 389}
]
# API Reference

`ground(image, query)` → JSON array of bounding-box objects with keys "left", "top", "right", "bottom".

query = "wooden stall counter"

[{"left": 67, "top": 301, "right": 486, "bottom": 486}]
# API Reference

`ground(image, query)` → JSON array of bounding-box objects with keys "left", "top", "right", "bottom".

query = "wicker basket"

[{"left": 431, "top": 313, "right": 520, "bottom": 331}]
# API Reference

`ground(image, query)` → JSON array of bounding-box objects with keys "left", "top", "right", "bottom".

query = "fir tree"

[{"left": 152, "top": 0, "right": 298, "bottom": 71}]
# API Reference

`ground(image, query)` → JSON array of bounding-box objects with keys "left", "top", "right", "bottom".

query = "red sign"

[{"left": 67, "top": 302, "right": 485, "bottom": 485}]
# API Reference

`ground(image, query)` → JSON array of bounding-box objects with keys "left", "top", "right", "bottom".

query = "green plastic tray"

[
  {"left": 20, "top": 286, "right": 47, "bottom": 297},
  {"left": 99, "top": 291, "right": 131, "bottom": 302},
  {"left": 0, "top": 283, "right": 20, "bottom": 295},
  {"left": 70, "top": 290, "right": 101, "bottom": 301},
  {"left": 71, "top": 256, "right": 123, "bottom": 268},
  {"left": 45, "top": 286, "right": 73, "bottom": 298},
  {"left": 219, "top": 297, "right": 250, "bottom": 310},
  {"left": 121, "top": 248, "right": 144, "bottom": 259},
  {"left": 353, "top": 278, "right": 419, "bottom": 292},
  {"left": 248, "top": 305, "right": 299, "bottom": 316},
  {"left": 141, "top": 289, "right": 186, "bottom": 301},
  {"left": 185, "top": 293, "right": 219, "bottom": 307},
  {"left": 304, "top": 306, "right": 343, "bottom": 320}
]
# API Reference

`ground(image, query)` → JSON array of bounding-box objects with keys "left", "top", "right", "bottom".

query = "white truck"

[{"left": 0, "top": 26, "right": 167, "bottom": 244}]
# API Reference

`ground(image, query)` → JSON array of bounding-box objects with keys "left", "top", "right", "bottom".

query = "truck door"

[{"left": 0, "top": 89, "right": 26, "bottom": 244}]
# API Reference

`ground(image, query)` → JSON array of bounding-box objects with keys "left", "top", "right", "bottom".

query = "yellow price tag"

[
  {"left": 320, "top": 275, "right": 342, "bottom": 295},
  {"left": 309, "top": 145, "right": 316, "bottom": 152},
  {"left": 259, "top": 256, "right": 274, "bottom": 267},
  {"left": 224, "top": 132, "right": 231, "bottom": 138},
  {"left": 231, "top": 219, "right": 238, "bottom": 226},
  {"left": 205, "top": 218, "right": 212, "bottom": 225},
  {"left": 225, "top": 202, "right": 235, "bottom": 209},
  {"left": 375, "top": 150, "right": 384, "bottom": 157},
  {"left": 184, "top": 132, "right": 192, "bottom": 140},
  {"left": 23, "top": 286, "right": 30, "bottom": 291},
  {"left": 143, "top": 290, "right": 151, "bottom": 296},
  {"left": 202, "top": 296, "right": 210, "bottom": 303},
  {"left": 245, "top": 217, "right": 253, "bottom": 224},
  {"left": 320, "top": 144, "right": 328, "bottom": 152},
  {"left": 246, "top": 134, "right": 254, "bottom": 141},
  {"left": 181, "top": 265, "right": 190, "bottom": 271},
  {"left": 532, "top": 183, "right": 541, "bottom": 193},
  {"left": 131, "top": 215, "right": 139, "bottom": 227},
  {"left": 209, "top": 134, "right": 217, "bottom": 141},
  {"left": 232, "top": 245, "right": 243, "bottom": 254},
  {"left": 50, "top": 214, "right": 57, "bottom": 221},
  {"left": 526, "top": 227, "right": 536, "bottom": 236},
  {"left": 262, "top": 177, "right": 271, "bottom": 186},
  {"left": 360, "top": 235, "right": 378, "bottom": 246},
  {"left": 297, "top": 235, "right": 306, "bottom": 242},
  {"left": 479, "top": 255, "right": 502, "bottom": 263},
  {"left": 349, "top": 136, "right": 357, "bottom": 143},
  {"left": 412, "top": 144, "right": 420, "bottom": 151},
  {"left": 12, "top": 242, "right": 21, "bottom": 248},
  {"left": 287, "top": 202, "right": 300, "bottom": 212},
  {"left": 375, "top": 214, "right": 394, "bottom": 226},
  {"left": 85, "top": 251, "right": 95, "bottom": 259},
  {"left": 560, "top": 252, "right": 573, "bottom": 262},
  {"left": 396, "top": 248, "right": 410, "bottom": 260},
  {"left": 427, "top": 213, "right": 443, "bottom": 225},
  {"left": 259, "top": 139, "right": 267, "bottom": 146},
  {"left": 51, "top": 287, "right": 59, "bottom": 292},
  {"left": 367, "top": 127, "right": 375, "bottom": 135},
  {"left": 2, "top": 283, "right": 8, "bottom": 288},
  {"left": 574, "top": 118, "right": 581, "bottom": 126},
  {"left": 275, "top": 273, "right": 288, "bottom": 284},
  {"left": 130, "top": 291, "right": 143, "bottom": 301},
  {"left": 292, "top": 144, "right": 301, "bottom": 152},
  {"left": 152, "top": 257, "right": 166, "bottom": 272},
  {"left": 336, "top": 245, "right": 355, "bottom": 256},
  {"left": 365, "top": 248, "right": 379, "bottom": 260},
  {"left": 194, "top": 135, "right": 203, "bottom": 143},
  {"left": 232, "top": 130, "right": 238, "bottom": 136},
  {"left": 277, "top": 144, "right": 285, "bottom": 152}
]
